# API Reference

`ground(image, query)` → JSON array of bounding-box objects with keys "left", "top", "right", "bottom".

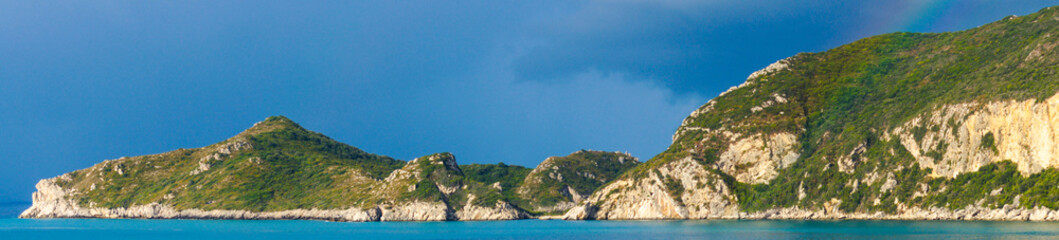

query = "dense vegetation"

[
  {"left": 461, "top": 163, "right": 531, "bottom": 205},
  {"left": 461, "top": 163, "right": 532, "bottom": 192},
  {"left": 51, "top": 116, "right": 636, "bottom": 215},
  {"left": 628, "top": 6, "right": 1059, "bottom": 213},
  {"left": 60, "top": 116, "right": 407, "bottom": 211}
]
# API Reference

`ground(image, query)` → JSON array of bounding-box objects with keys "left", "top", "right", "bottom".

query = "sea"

[{"left": 3, "top": 203, "right": 1059, "bottom": 239}]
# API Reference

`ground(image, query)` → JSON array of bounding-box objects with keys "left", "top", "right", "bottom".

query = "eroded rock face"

[
  {"left": 380, "top": 202, "right": 452, "bottom": 221},
  {"left": 564, "top": 157, "right": 740, "bottom": 220},
  {"left": 893, "top": 92, "right": 1059, "bottom": 178},
  {"left": 20, "top": 177, "right": 382, "bottom": 221},
  {"left": 455, "top": 199, "right": 528, "bottom": 221},
  {"left": 19, "top": 175, "right": 526, "bottom": 221},
  {"left": 20, "top": 178, "right": 78, "bottom": 219},
  {"left": 715, "top": 133, "right": 800, "bottom": 184}
]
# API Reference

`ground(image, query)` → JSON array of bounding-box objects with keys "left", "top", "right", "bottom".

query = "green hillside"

[
  {"left": 55, "top": 116, "right": 405, "bottom": 211},
  {"left": 631, "top": 6, "right": 1059, "bottom": 213},
  {"left": 44, "top": 116, "right": 637, "bottom": 216}
]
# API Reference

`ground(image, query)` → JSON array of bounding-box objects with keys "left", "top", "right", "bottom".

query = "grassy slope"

[
  {"left": 461, "top": 163, "right": 532, "bottom": 205},
  {"left": 57, "top": 116, "right": 407, "bottom": 211},
  {"left": 627, "top": 6, "right": 1059, "bottom": 213},
  {"left": 462, "top": 163, "right": 532, "bottom": 191}
]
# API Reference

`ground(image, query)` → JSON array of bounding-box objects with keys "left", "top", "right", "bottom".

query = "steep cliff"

[{"left": 568, "top": 6, "right": 1059, "bottom": 220}]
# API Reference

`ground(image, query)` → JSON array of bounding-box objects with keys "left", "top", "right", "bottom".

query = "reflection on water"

[{"left": 2, "top": 218, "right": 1059, "bottom": 240}]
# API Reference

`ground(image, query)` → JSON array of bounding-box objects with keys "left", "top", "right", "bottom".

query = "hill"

[
  {"left": 566, "top": 6, "right": 1059, "bottom": 220},
  {"left": 20, "top": 116, "right": 636, "bottom": 221},
  {"left": 515, "top": 150, "right": 638, "bottom": 214}
]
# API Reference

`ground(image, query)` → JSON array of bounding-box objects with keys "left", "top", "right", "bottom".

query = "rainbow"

[{"left": 876, "top": 0, "right": 956, "bottom": 33}]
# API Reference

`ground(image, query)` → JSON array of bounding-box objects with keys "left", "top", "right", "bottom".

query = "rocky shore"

[
  {"left": 563, "top": 203, "right": 1059, "bottom": 221},
  {"left": 26, "top": 174, "right": 1059, "bottom": 222},
  {"left": 19, "top": 178, "right": 527, "bottom": 221}
]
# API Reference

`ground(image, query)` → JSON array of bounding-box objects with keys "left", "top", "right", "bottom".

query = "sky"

[{"left": 1, "top": 0, "right": 1056, "bottom": 203}]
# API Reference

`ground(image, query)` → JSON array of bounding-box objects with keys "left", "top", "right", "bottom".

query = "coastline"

[
  {"left": 23, "top": 175, "right": 1059, "bottom": 222},
  {"left": 19, "top": 178, "right": 526, "bottom": 222},
  {"left": 24, "top": 201, "right": 1059, "bottom": 222}
]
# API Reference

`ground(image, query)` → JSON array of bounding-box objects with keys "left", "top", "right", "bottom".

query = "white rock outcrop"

[
  {"left": 455, "top": 199, "right": 528, "bottom": 221},
  {"left": 564, "top": 157, "right": 740, "bottom": 220},
  {"left": 714, "top": 133, "right": 800, "bottom": 184},
  {"left": 20, "top": 177, "right": 382, "bottom": 221},
  {"left": 20, "top": 176, "right": 529, "bottom": 221},
  {"left": 894, "top": 92, "right": 1059, "bottom": 177},
  {"left": 379, "top": 202, "right": 451, "bottom": 221}
]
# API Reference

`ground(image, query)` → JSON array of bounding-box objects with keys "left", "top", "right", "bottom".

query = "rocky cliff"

[
  {"left": 566, "top": 6, "right": 1059, "bottom": 220},
  {"left": 515, "top": 150, "right": 639, "bottom": 214}
]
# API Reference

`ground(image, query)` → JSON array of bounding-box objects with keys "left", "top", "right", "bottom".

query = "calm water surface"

[{"left": 3, "top": 203, "right": 1059, "bottom": 239}]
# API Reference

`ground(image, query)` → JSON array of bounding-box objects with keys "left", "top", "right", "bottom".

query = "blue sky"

[{"left": 1, "top": 0, "right": 1055, "bottom": 202}]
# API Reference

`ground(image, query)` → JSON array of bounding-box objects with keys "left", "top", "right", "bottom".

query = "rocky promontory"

[{"left": 20, "top": 117, "right": 632, "bottom": 221}]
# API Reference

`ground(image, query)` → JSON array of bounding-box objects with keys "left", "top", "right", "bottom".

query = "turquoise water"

[
  {"left": 5, "top": 218, "right": 1059, "bottom": 239},
  {"left": 4, "top": 204, "right": 1059, "bottom": 239}
]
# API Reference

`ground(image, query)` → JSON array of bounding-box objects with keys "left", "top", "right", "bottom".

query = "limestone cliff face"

[
  {"left": 892, "top": 92, "right": 1059, "bottom": 177},
  {"left": 20, "top": 177, "right": 383, "bottom": 221},
  {"left": 564, "top": 157, "right": 739, "bottom": 220},
  {"left": 379, "top": 202, "right": 451, "bottom": 221},
  {"left": 455, "top": 199, "right": 529, "bottom": 221},
  {"left": 715, "top": 132, "right": 800, "bottom": 184}
]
